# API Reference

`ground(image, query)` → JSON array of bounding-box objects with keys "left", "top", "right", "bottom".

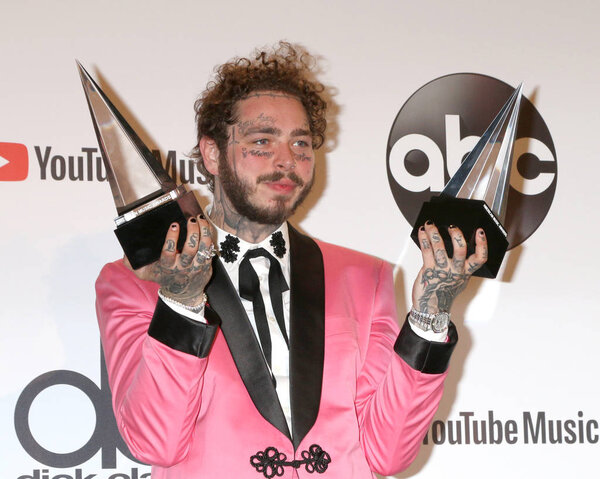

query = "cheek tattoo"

[
  {"left": 241, "top": 147, "right": 275, "bottom": 159},
  {"left": 293, "top": 152, "right": 312, "bottom": 162},
  {"left": 249, "top": 149, "right": 275, "bottom": 158}
]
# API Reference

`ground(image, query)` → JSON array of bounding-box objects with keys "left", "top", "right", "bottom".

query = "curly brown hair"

[{"left": 191, "top": 42, "right": 327, "bottom": 191}]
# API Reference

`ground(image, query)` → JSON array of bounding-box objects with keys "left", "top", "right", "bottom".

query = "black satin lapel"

[
  {"left": 288, "top": 224, "right": 325, "bottom": 450},
  {"left": 206, "top": 257, "right": 291, "bottom": 440}
]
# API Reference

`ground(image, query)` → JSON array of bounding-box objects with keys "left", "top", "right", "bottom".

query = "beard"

[{"left": 218, "top": 156, "right": 314, "bottom": 225}]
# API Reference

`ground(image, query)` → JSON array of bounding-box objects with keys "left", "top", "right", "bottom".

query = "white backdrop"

[{"left": 1, "top": 1, "right": 599, "bottom": 477}]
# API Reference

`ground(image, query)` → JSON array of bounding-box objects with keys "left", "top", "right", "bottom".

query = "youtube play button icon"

[{"left": 0, "top": 142, "right": 28, "bottom": 181}]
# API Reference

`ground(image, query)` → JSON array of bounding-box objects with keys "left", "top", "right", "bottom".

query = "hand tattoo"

[{"left": 419, "top": 268, "right": 468, "bottom": 312}]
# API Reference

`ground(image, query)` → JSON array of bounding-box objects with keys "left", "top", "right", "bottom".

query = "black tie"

[{"left": 238, "top": 248, "right": 290, "bottom": 368}]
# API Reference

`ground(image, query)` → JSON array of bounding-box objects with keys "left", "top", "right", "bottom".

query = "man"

[{"left": 96, "top": 43, "right": 487, "bottom": 478}]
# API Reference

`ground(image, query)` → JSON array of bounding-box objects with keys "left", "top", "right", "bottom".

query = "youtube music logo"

[{"left": 0, "top": 142, "right": 29, "bottom": 181}]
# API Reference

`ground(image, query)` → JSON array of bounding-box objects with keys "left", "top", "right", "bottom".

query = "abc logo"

[{"left": 386, "top": 73, "right": 557, "bottom": 248}]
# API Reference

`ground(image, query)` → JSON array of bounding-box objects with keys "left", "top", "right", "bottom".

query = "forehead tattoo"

[{"left": 237, "top": 112, "right": 276, "bottom": 136}]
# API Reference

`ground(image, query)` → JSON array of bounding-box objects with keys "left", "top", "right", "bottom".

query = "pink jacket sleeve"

[
  {"left": 95, "top": 260, "right": 219, "bottom": 466},
  {"left": 354, "top": 260, "right": 456, "bottom": 476}
]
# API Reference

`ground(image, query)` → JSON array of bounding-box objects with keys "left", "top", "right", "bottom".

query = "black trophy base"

[
  {"left": 114, "top": 191, "right": 203, "bottom": 270},
  {"left": 410, "top": 196, "right": 509, "bottom": 278}
]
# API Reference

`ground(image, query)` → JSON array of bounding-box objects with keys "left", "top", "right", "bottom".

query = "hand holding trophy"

[
  {"left": 77, "top": 62, "right": 206, "bottom": 270},
  {"left": 410, "top": 84, "right": 524, "bottom": 278}
]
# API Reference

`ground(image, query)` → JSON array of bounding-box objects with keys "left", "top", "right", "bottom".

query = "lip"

[{"left": 263, "top": 180, "right": 298, "bottom": 194}]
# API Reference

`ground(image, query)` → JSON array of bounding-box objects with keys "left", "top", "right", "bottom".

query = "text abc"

[{"left": 389, "top": 115, "right": 556, "bottom": 195}]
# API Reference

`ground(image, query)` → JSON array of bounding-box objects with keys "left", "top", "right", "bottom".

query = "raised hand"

[
  {"left": 411, "top": 222, "right": 488, "bottom": 314},
  {"left": 125, "top": 215, "right": 215, "bottom": 307}
]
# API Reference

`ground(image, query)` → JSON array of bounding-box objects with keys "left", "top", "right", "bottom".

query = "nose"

[{"left": 275, "top": 143, "right": 296, "bottom": 171}]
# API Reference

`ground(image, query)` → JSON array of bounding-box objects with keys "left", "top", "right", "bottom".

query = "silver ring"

[{"left": 196, "top": 244, "right": 217, "bottom": 261}]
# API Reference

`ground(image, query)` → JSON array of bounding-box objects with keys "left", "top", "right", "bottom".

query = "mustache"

[{"left": 257, "top": 171, "right": 305, "bottom": 187}]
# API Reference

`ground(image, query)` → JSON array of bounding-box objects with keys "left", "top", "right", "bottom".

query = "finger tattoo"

[
  {"left": 467, "top": 261, "right": 480, "bottom": 273},
  {"left": 180, "top": 253, "right": 193, "bottom": 268},
  {"left": 453, "top": 257, "right": 465, "bottom": 270},
  {"left": 435, "top": 249, "right": 448, "bottom": 268},
  {"left": 166, "top": 239, "right": 176, "bottom": 253}
]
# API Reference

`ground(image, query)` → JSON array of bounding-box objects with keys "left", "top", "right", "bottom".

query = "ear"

[{"left": 198, "top": 136, "right": 220, "bottom": 176}]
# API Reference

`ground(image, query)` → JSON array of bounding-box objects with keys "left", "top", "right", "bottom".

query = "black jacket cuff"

[
  {"left": 394, "top": 316, "right": 458, "bottom": 374},
  {"left": 148, "top": 298, "right": 220, "bottom": 358}
]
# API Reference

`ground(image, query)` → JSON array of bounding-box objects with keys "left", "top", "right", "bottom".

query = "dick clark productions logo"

[
  {"left": 14, "top": 350, "right": 145, "bottom": 475},
  {"left": 386, "top": 73, "right": 557, "bottom": 249}
]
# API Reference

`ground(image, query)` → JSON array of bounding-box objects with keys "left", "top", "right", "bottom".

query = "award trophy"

[
  {"left": 77, "top": 62, "right": 203, "bottom": 269},
  {"left": 410, "top": 84, "right": 524, "bottom": 278}
]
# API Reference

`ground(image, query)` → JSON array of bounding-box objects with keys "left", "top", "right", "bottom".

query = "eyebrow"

[
  {"left": 241, "top": 126, "right": 282, "bottom": 136},
  {"left": 291, "top": 128, "right": 312, "bottom": 137},
  {"left": 239, "top": 126, "right": 312, "bottom": 138}
]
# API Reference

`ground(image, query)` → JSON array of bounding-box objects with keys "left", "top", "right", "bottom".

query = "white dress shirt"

[{"left": 213, "top": 223, "right": 293, "bottom": 430}]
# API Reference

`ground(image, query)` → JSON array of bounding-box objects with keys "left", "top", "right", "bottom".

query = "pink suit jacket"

[{"left": 96, "top": 225, "right": 457, "bottom": 478}]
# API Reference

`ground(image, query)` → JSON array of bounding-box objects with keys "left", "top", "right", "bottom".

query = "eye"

[
  {"left": 293, "top": 139, "right": 311, "bottom": 148},
  {"left": 254, "top": 138, "right": 269, "bottom": 146}
]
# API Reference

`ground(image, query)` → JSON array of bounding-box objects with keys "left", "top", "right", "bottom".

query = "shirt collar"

[{"left": 208, "top": 213, "right": 290, "bottom": 274}]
